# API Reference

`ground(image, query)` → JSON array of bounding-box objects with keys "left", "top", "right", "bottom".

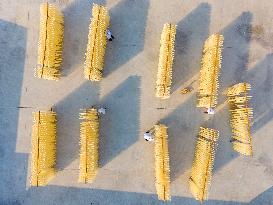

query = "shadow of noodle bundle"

[
  {"left": 79, "top": 108, "right": 99, "bottom": 183},
  {"left": 30, "top": 110, "right": 57, "bottom": 186},
  {"left": 84, "top": 4, "right": 110, "bottom": 81},
  {"left": 189, "top": 127, "right": 219, "bottom": 202},
  {"left": 36, "top": 3, "right": 64, "bottom": 80},
  {"left": 155, "top": 23, "right": 176, "bottom": 99},
  {"left": 227, "top": 83, "right": 253, "bottom": 156},
  {"left": 154, "top": 124, "right": 170, "bottom": 201},
  {"left": 197, "top": 34, "right": 224, "bottom": 108}
]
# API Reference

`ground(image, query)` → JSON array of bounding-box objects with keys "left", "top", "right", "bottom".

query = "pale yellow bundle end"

[
  {"left": 189, "top": 127, "right": 219, "bottom": 202},
  {"left": 84, "top": 4, "right": 110, "bottom": 81},
  {"left": 197, "top": 34, "right": 224, "bottom": 108},
  {"left": 155, "top": 23, "right": 176, "bottom": 99},
  {"left": 79, "top": 108, "right": 99, "bottom": 183},
  {"left": 30, "top": 110, "right": 57, "bottom": 186},
  {"left": 227, "top": 83, "right": 253, "bottom": 156},
  {"left": 36, "top": 3, "right": 64, "bottom": 80},
  {"left": 154, "top": 124, "right": 171, "bottom": 201}
]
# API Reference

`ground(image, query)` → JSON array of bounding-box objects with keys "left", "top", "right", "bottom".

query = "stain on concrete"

[
  {"left": 258, "top": 155, "right": 273, "bottom": 177},
  {"left": 251, "top": 24, "right": 273, "bottom": 50}
]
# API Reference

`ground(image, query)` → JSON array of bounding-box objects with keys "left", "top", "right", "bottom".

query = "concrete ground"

[{"left": 1, "top": 0, "right": 273, "bottom": 204}]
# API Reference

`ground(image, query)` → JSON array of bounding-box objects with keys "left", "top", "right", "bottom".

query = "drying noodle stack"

[
  {"left": 36, "top": 3, "right": 64, "bottom": 80},
  {"left": 30, "top": 110, "right": 57, "bottom": 186},
  {"left": 189, "top": 127, "right": 219, "bottom": 202},
  {"left": 154, "top": 124, "right": 171, "bottom": 201},
  {"left": 197, "top": 34, "right": 224, "bottom": 108},
  {"left": 78, "top": 108, "right": 99, "bottom": 183},
  {"left": 84, "top": 4, "right": 110, "bottom": 81},
  {"left": 227, "top": 82, "right": 253, "bottom": 156},
  {"left": 155, "top": 23, "right": 176, "bottom": 99}
]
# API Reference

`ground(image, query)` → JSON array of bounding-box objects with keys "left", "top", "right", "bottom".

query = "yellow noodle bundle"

[
  {"left": 155, "top": 23, "right": 176, "bottom": 99},
  {"left": 84, "top": 4, "right": 110, "bottom": 81},
  {"left": 227, "top": 83, "right": 253, "bottom": 156},
  {"left": 30, "top": 110, "right": 57, "bottom": 186},
  {"left": 78, "top": 108, "right": 99, "bottom": 183},
  {"left": 189, "top": 127, "right": 219, "bottom": 202},
  {"left": 154, "top": 124, "right": 171, "bottom": 201},
  {"left": 197, "top": 34, "right": 224, "bottom": 108},
  {"left": 36, "top": 3, "right": 64, "bottom": 80}
]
